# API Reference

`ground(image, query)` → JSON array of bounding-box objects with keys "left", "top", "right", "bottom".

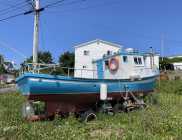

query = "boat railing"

[{"left": 19, "top": 63, "right": 98, "bottom": 79}]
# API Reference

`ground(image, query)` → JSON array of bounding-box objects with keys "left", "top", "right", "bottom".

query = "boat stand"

[
  {"left": 122, "top": 89, "right": 147, "bottom": 112},
  {"left": 98, "top": 100, "right": 114, "bottom": 115}
]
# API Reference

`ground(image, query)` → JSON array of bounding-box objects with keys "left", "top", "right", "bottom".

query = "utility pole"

[
  {"left": 33, "top": 0, "right": 40, "bottom": 68},
  {"left": 161, "top": 34, "right": 164, "bottom": 62}
]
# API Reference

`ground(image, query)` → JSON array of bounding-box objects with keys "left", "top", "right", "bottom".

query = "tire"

[{"left": 80, "top": 110, "right": 97, "bottom": 122}]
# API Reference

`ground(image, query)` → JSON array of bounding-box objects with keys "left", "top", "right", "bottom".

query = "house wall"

[
  {"left": 172, "top": 63, "right": 182, "bottom": 70},
  {"left": 74, "top": 41, "right": 121, "bottom": 78}
]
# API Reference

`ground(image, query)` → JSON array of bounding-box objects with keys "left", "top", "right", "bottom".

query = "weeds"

[{"left": 0, "top": 80, "right": 182, "bottom": 139}]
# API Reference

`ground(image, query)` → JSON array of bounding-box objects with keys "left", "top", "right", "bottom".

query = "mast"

[{"left": 33, "top": 0, "right": 40, "bottom": 67}]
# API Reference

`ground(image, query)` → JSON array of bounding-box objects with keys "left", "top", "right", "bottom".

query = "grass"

[{"left": 0, "top": 80, "right": 182, "bottom": 140}]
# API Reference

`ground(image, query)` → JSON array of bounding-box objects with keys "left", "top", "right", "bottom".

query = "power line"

[
  {"left": 44, "top": 0, "right": 65, "bottom": 9},
  {"left": 0, "top": 3, "right": 30, "bottom": 17},
  {"left": 0, "top": 0, "right": 68, "bottom": 22},
  {"left": 0, "top": 0, "right": 86, "bottom": 22},
  {"left": 45, "top": 0, "right": 86, "bottom": 9},
  {"left": 45, "top": 0, "right": 120, "bottom": 14},
  {"left": 0, "top": 1, "right": 29, "bottom": 13},
  {"left": 0, "top": 40, "right": 27, "bottom": 59},
  {"left": 0, "top": 12, "right": 25, "bottom": 22}
]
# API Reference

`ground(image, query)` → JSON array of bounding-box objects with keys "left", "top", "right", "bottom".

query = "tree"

[
  {"left": 24, "top": 51, "right": 53, "bottom": 64},
  {"left": 0, "top": 55, "right": 6, "bottom": 74},
  {"left": 0, "top": 55, "right": 4, "bottom": 65},
  {"left": 159, "top": 57, "right": 174, "bottom": 70},
  {"left": 21, "top": 51, "right": 53, "bottom": 74},
  {"left": 52, "top": 51, "right": 75, "bottom": 75},
  {"left": 0, "top": 64, "right": 6, "bottom": 74},
  {"left": 59, "top": 51, "right": 74, "bottom": 68}
]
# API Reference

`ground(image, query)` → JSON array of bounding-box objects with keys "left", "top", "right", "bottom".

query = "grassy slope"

[{"left": 0, "top": 81, "right": 182, "bottom": 140}]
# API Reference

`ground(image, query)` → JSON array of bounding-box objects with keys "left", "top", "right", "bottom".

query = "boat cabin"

[{"left": 92, "top": 50, "right": 159, "bottom": 79}]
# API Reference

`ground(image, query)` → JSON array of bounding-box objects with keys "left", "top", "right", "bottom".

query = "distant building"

[
  {"left": 3, "top": 61, "right": 16, "bottom": 72},
  {"left": 167, "top": 55, "right": 182, "bottom": 59},
  {"left": 166, "top": 55, "right": 182, "bottom": 70},
  {"left": 0, "top": 74, "right": 15, "bottom": 84},
  {"left": 74, "top": 39, "right": 122, "bottom": 78},
  {"left": 172, "top": 62, "right": 182, "bottom": 70}
]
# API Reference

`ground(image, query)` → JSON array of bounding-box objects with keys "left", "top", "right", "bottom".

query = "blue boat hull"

[
  {"left": 17, "top": 73, "right": 156, "bottom": 95},
  {"left": 16, "top": 73, "right": 157, "bottom": 114}
]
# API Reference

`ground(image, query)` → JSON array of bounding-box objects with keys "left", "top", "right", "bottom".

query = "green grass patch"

[{"left": 0, "top": 81, "right": 182, "bottom": 140}]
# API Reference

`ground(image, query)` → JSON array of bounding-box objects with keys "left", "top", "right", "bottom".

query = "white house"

[
  {"left": 172, "top": 62, "right": 182, "bottom": 70},
  {"left": 74, "top": 39, "right": 122, "bottom": 78},
  {"left": 168, "top": 55, "right": 182, "bottom": 59}
]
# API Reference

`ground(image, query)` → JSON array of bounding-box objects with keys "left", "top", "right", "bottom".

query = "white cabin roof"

[{"left": 74, "top": 39, "right": 122, "bottom": 49}]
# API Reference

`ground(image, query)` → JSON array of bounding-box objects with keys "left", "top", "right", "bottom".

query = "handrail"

[{"left": 20, "top": 63, "right": 97, "bottom": 79}]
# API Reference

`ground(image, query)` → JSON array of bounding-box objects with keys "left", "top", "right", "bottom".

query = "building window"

[
  {"left": 83, "top": 50, "right": 89, "bottom": 56},
  {"left": 83, "top": 66, "right": 87, "bottom": 69},
  {"left": 123, "top": 56, "right": 128, "bottom": 63}
]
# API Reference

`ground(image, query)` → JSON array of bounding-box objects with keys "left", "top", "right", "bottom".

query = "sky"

[{"left": 0, "top": 0, "right": 182, "bottom": 65}]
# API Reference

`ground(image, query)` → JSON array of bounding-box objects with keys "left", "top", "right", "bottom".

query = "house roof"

[
  {"left": 74, "top": 39, "right": 122, "bottom": 49},
  {"left": 167, "top": 55, "right": 182, "bottom": 59}
]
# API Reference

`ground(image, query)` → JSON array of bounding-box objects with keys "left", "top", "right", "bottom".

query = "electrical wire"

[
  {"left": 0, "top": 1, "right": 29, "bottom": 13},
  {"left": 44, "top": 0, "right": 65, "bottom": 9},
  {"left": 0, "top": 40, "right": 27, "bottom": 59},
  {"left": 46, "top": 0, "right": 121, "bottom": 13},
  {"left": 44, "top": 0, "right": 86, "bottom": 9},
  {"left": 0, "top": 12, "right": 25, "bottom": 22},
  {"left": 0, "top": 0, "right": 64, "bottom": 22},
  {"left": 0, "top": 3, "right": 30, "bottom": 17}
]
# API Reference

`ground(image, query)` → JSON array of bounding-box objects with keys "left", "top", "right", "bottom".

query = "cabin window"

[
  {"left": 107, "top": 50, "right": 112, "bottom": 55},
  {"left": 134, "top": 57, "right": 142, "bottom": 65},
  {"left": 123, "top": 56, "right": 128, "bottom": 63},
  {"left": 134, "top": 57, "right": 138, "bottom": 64},
  {"left": 83, "top": 50, "right": 89, "bottom": 56},
  {"left": 138, "top": 58, "right": 142, "bottom": 64},
  {"left": 105, "top": 60, "right": 109, "bottom": 69}
]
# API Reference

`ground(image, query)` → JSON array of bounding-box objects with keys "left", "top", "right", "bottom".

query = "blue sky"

[{"left": 0, "top": 0, "right": 182, "bottom": 65}]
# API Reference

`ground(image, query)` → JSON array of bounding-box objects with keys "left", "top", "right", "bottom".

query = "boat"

[
  {"left": 16, "top": 0, "right": 159, "bottom": 121},
  {"left": 16, "top": 50, "right": 159, "bottom": 121}
]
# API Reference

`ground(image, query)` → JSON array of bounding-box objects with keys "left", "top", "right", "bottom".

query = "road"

[{"left": 0, "top": 84, "right": 18, "bottom": 94}]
